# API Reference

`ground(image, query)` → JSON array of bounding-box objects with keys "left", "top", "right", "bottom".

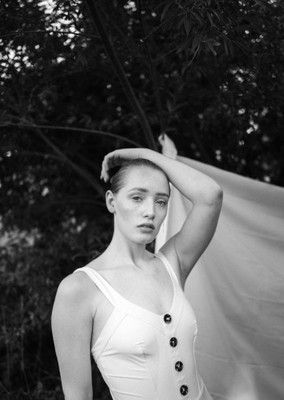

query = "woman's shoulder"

[
  {"left": 56, "top": 262, "right": 103, "bottom": 305},
  {"left": 57, "top": 272, "right": 89, "bottom": 296},
  {"left": 52, "top": 273, "right": 100, "bottom": 328}
]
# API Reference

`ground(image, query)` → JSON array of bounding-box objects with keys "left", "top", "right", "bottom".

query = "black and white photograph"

[{"left": 1, "top": 1, "right": 284, "bottom": 400}]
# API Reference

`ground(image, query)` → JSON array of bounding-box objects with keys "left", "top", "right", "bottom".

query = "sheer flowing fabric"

[{"left": 156, "top": 156, "right": 284, "bottom": 400}]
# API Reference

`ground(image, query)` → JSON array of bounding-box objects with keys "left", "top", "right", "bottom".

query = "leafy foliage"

[{"left": 0, "top": 0, "right": 283, "bottom": 398}]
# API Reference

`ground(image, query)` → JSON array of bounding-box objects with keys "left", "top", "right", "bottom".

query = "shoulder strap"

[
  {"left": 73, "top": 267, "right": 121, "bottom": 307},
  {"left": 155, "top": 252, "right": 180, "bottom": 284}
]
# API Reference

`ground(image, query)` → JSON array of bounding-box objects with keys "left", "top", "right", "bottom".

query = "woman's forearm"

[{"left": 134, "top": 148, "right": 222, "bottom": 205}]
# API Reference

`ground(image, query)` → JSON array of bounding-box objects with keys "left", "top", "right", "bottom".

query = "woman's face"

[{"left": 107, "top": 166, "right": 170, "bottom": 245}]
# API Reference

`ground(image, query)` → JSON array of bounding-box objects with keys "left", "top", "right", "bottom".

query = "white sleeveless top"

[{"left": 74, "top": 252, "right": 212, "bottom": 400}]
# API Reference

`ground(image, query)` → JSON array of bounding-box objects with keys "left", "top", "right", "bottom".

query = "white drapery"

[{"left": 156, "top": 156, "right": 284, "bottom": 400}]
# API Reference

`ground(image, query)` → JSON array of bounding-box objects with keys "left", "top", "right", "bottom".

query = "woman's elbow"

[
  {"left": 214, "top": 184, "right": 223, "bottom": 202},
  {"left": 204, "top": 183, "right": 223, "bottom": 207}
]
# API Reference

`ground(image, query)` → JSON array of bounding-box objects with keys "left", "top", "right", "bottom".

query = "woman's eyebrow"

[
  {"left": 128, "top": 187, "right": 148, "bottom": 193},
  {"left": 157, "top": 193, "right": 170, "bottom": 198},
  {"left": 128, "top": 188, "right": 169, "bottom": 197}
]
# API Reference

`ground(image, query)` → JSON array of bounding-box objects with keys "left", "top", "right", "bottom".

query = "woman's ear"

[{"left": 106, "top": 190, "right": 115, "bottom": 214}]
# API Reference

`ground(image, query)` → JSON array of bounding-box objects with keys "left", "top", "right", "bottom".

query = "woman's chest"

[
  {"left": 92, "top": 297, "right": 201, "bottom": 400},
  {"left": 92, "top": 287, "right": 198, "bottom": 359},
  {"left": 98, "top": 268, "right": 174, "bottom": 315}
]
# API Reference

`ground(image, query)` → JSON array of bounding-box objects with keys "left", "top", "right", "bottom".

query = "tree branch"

[
  {"left": 137, "top": 0, "right": 165, "bottom": 133},
  {"left": 1, "top": 123, "right": 142, "bottom": 147},
  {"left": 35, "top": 128, "right": 105, "bottom": 197},
  {"left": 0, "top": 29, "right": 99, "bottom": 40},
  {"left": 83, "top": 0, "right": 157, "bottom": 150}
]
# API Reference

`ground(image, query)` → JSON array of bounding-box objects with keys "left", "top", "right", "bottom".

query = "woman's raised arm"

[{"left": 101, "top": 139, "right": 223, "bottom": 284}]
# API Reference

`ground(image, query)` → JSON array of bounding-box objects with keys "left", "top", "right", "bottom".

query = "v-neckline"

[{"left": 85, "top": 253, "right": 177, "bottom": 319}]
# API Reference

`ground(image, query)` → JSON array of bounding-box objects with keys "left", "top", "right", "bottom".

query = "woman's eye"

[
  {"left": 156, "top": 200, "right": 167, "bottom": 206},
  {"left": 132, "top": 196, "right": 142, "bottom": 201}
]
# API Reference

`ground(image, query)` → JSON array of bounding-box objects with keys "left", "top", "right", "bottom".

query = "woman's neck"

[{"left": 103, "top": 233, "right": 152, "bottom": 269}]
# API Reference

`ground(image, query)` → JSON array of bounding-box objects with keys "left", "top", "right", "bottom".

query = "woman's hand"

[
  {"left": 100, "top": 148, "right": 148, "bottom": 182},
  {"left": 158, "top": 134, "right": 177, "bottom": 159}
]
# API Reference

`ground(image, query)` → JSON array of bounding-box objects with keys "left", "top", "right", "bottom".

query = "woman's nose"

[{"left": 143, "top": 200, "right": 155, "bottom": 218}]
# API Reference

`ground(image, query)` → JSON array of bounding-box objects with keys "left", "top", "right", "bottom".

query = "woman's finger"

[{"left": 100, "top": 151, "right": 123, "bottom": 182}]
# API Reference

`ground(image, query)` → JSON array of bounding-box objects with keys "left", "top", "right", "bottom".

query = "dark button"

[
  {"left": 180, "top": 385, "right": 188, "bottom": 396},
  {"left": 169, "top": 337, "right": 178, "bottom": 347},
  {"left": 175, "top": 361, "right": 183, "bottom": 372},
  {"left": 164, "top": 314, "right": 172, "bottom": 323}
]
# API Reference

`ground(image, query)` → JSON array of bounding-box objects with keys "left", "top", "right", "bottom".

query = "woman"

[{"left": 51, "top": 136, "right": 223, "bottom": 400}]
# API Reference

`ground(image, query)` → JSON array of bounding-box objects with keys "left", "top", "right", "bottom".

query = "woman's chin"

[{"left": 131, "top": 235, "right": 156, "bottom": 245}]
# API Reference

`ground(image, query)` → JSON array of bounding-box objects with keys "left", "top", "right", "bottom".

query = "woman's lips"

[{"left": 138, "top": 223, "right": 155, "bottom": 231}]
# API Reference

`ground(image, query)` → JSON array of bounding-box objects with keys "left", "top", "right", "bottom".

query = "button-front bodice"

[{"left": 74, "top": 252, "right": 212, "bottom": 400}]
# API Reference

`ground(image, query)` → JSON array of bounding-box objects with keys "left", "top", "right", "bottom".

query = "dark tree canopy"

[{"left": 0, "top": 0, "right": 283, "bottom": 398}]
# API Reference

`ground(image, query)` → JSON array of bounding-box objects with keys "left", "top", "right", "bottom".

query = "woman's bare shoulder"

[{"left": 56, "top": 263, "right": 102, "bottom": 305}]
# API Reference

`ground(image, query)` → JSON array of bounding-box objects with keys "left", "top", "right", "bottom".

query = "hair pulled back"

[{"left": 109, "top": 158, "right": 169, "bottom": 194}]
